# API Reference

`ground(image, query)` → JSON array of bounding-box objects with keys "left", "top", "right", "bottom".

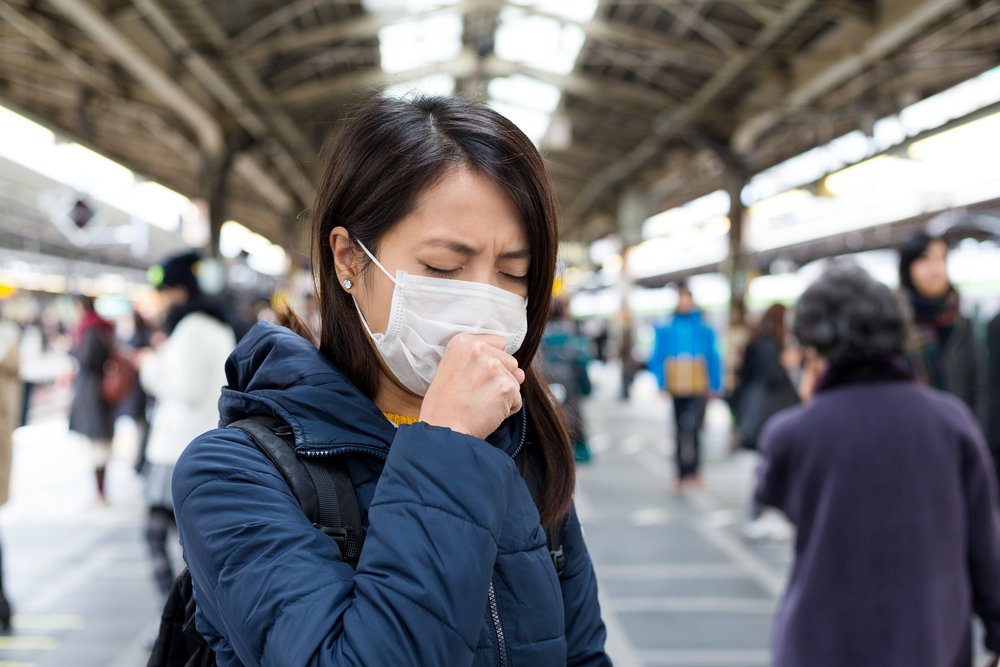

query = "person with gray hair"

[{"left": 756, "top": 265, "right": 1000, "bottom": 667}]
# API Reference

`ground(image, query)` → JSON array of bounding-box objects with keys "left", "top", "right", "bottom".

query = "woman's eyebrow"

[
  {"left": 422, "top": 239, "right": 530, "bottom": 260},
  {"left": 423, "top": 239, "right": 476, "bottom": 255}
]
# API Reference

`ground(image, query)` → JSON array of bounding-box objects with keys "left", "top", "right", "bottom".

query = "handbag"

[
  {"left": 101, "top": 344, "right": 136, "bottom": 407},
  {"left": 665, "top": 355, "right": 709, "bottom": 397}
]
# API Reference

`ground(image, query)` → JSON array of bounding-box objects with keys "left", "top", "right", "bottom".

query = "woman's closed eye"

[
  {"left": 422, "top": 264, "right": 461, "bottom": 277},
  {"left": 501, "top": 272, "right": 528, "bottom": 283}
]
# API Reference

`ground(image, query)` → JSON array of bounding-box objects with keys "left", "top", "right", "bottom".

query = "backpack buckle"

[
  {"left": 313, "top": 523, "right": 350, "bottom": 540},
  {"left": 550, "top": 545, "right": 566, "bottom": 578}
]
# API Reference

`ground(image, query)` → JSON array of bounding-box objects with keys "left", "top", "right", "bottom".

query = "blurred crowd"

[{"left": 2, "top": 228, "right": 1000, "bottom": 664}]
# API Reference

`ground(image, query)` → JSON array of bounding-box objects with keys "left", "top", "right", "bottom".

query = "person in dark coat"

[
  {"left": 68, "top": 294, "right": 115, "bottom": 503},
  {"left": 733, "top": 304, "right": 799, "bottom": 536},
  {"left": 756, "top": 265, "right": 1000, "bottom": 667},
  {"left": 899, "top": 232, "right": 986, "bottom": 424},
  {"left": 732, "top": 303, "right": 798, "bottom": 452},
  {"left": 124, "top": 310, "right": 154, "bottom": 473},
  {"left": 541, "top": 298, "right": 593, "bottom": 463},
  {"left": 987, "top": 313, "right": 1000, "bottom": 484},
  {"left": 172, "top": 96, "right": 610, "bottom": 666}
]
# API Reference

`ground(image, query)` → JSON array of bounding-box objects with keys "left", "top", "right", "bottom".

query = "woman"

[
  {"left": 756, "top": 265, "right": 1000, "bottom": 667},
  {"left": 732, "top": 304, "right": 798, "bottom": 452},
  {"left": 172, "top": 96, "right": 609, "bottom": 666},
  {"left": 139, "top": 251, "right": 236, "bottom": 596},
  {"left": 68, "top": 295, "right": 115, "bottom": 503},
  {"left": 899, "top": 232, "right": 986, "bottom": 422}
]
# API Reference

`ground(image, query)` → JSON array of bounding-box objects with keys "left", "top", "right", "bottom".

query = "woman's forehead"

[{"left": 387, "top": 171, "right": 529, "bottom": 253}]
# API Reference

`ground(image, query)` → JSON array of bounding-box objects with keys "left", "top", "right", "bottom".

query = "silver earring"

[{"left": 343, "top": 279, "right": 353, "bottom": 290}]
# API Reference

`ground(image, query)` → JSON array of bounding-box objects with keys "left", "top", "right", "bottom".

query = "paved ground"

[
  {"left": 2, "top": 391, "right": 165, "bottom": 667},
  {"left": 0, "top": 363, "right": 798, "bottom": 667},
  {"left": 578, "top": 363, "right": 793, "bottom": 667}
]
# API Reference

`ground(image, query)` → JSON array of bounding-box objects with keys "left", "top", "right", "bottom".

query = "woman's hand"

[{"left": 420, "top": 333, "right": 525, "bottom": 440}]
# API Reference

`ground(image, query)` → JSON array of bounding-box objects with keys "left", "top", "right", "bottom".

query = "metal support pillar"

[
  {"left": 204, "top": 154, "right": 229, "bottom": 258},
  {"left": 616, "top": 187, "right": 650, "bottom": 400},
  {"left": 725, "top": 168, "right": 750, "bottom": 330},
  {"left": 199, "top": 132, "right": 249, "bottom": 258},
  {"left": 723, "top": 167, "right": 752, "bottom": 394}
]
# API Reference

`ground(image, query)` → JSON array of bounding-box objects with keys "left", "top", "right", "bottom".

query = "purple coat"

[{"left": 757, "top": 363, "right": 1000, "bottom": 667}]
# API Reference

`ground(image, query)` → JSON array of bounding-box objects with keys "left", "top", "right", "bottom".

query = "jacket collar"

[
  {"left": 672, "top": 310, "right": 702, "bottom": 324},
  {"left": 816, "top": 355, "right": 914, "bottom": 393},
  {"left": 219, "top": 322, "right": 524, "bottom": 457}
]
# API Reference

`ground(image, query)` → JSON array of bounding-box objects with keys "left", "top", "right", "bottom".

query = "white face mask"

[{"left": 352, "top": 239, "right": 529, "bottom": 396}]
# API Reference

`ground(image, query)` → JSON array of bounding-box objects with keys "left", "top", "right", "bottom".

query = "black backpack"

[{"left": 147, "top": 415, "right": 564, "bottom": 667}]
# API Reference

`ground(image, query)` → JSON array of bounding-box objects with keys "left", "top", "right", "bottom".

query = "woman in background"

[
  {"left": 899, "top": 232, "right": 986, "bottom": 423},
  {"left": 68, "top": 295, "right": 115, "bottom": 503}
]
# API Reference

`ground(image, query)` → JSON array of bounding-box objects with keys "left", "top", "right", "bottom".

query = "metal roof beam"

[
  {"left": 45, "top": 0, "right": 222, "bottom": 156},
  {"left": 43, "top": 0, "right": 295, "bottom": 215},
  {"left": 241, "top": 1, "right": 725, "bottom": 70},
  {"left": 732, "top": 0, "right": 969, "bottom": 153},
  {"left": 134, "top": 0, "right": 314, "bottom": 205},
  {"left": 564, "top": 0, "right": 822, "bottom": 224},
  {"left": 279, "top": 52, "right": 680, "bottom": 112}
]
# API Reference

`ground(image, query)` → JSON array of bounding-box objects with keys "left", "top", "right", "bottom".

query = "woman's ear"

[{"left": 329, "top": 227, "right": 358, "bottom": 291}]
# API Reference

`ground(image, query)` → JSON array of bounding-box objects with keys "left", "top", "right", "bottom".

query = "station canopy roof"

[{"left": 2, "top": 0, "right": 999, "bottom": 253}]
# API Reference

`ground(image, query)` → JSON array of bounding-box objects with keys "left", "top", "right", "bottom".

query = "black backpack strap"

[
  {"left": 229, "top": 416, "right": 364, "bottom": 568},
  {"left": 230, "top": 417, "right": 319, "bottom": 521},
  {"left": 300, "top": 457, "right": 365, "bottom": 564}
]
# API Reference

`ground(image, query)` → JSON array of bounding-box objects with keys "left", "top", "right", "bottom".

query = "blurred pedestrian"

[
  {"left": 138, "top": 251, "right": 236, "bottom": 596},
  {"left": 731, "top": 304, "right": 799, "bottom": 538},
  {"left": 0, "top": 312, "right": 20, "bottom": 631},
  {"left": 541, "top": 298, "right": 593, "bottom": 463},
  {"left": 987, "top": 313, "right": 1000, "bottom": 485},
  {"left": 647, "top": 283, "right": 723, "bottom": 492},
  {"left": 756, "top": 266, "right": 1000, "bottom": 667},
  {"left": 17, "top": 319, "right": 42, "bottom": 427},
  {"left": 169, "top": 96, "right": 609, "bottom": 666},
  {"left": 124, "top": 310, "right": 154, "bottom": 474},
  {"left": 899, "top": 232, "right": 986, "bottom": 423},
  {"left": 731, "top": 304, "right": 799, "bottom": 452},
  {"left": 68, "top": 295, "right": 115, "bottom": 503}
]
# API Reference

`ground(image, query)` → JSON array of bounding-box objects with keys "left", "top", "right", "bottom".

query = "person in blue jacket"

[
  {"left": 646, "top": 283, "right": 722, "bottom": 492},
  {"left": 171, "top": 95, "right": 611, "bottom": 667}
]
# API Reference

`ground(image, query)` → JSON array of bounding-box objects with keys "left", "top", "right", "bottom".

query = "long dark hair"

[
  {"left": 898, "top": 232, "right": 950, "bottom": 295},
  {"left": 281, "top": 96, "right": 573, "bottom": 527},
  {"left": 752, "top": 304, "right": 786, "bottom": 348}
]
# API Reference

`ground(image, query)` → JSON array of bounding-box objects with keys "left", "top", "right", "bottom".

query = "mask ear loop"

[
  {"left": 352, "top": 238, "right": 397, "bottom": 340},
  {"left": 355, "top": 239, "right": 397, "bottom": 285}
]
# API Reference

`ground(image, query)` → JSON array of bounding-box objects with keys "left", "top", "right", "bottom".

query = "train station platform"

[{"left": 2, "top": 360, "right": 795, "bottom": 667}]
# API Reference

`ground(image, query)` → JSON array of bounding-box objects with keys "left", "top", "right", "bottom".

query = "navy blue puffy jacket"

[{"left": 172, "top": 322, "right": 611, "bottom": 666}]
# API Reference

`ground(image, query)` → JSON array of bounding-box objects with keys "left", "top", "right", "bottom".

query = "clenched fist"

[{"left": 420, "top": 333, "right": 525, "bottom": 440}]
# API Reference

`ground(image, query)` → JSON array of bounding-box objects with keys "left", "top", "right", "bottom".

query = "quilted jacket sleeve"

[
  {"left": 173, "top": 421, "right": 522, "bottom": 667},
  {"left": 559, "top": 504, "right": 612, "bottom": 666}
]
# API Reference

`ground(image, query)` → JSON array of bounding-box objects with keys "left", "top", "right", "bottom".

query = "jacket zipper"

[
  {"left": 488, "top": 581, "right": 507, "bottom": 667},
  {"left": 296, "top": 408, "right": 528, "bottom": 461},
  {"left": 511, "top": 406, "right": 528, "bottom": 459},
  {"left": 297, "top": 444, "right": 387, "bottom": 460}
]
